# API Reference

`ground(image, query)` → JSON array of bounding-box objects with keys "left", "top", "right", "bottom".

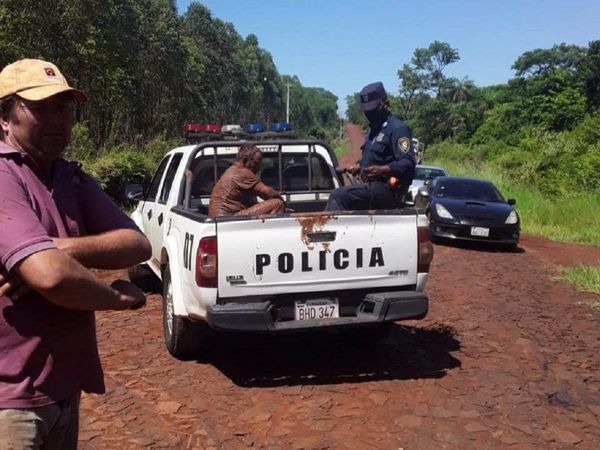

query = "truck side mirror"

[
  {"left": 124, "top": 183, "right": 145, "bottom": 203},
  {"left": 507, "top": 198, "right": 516, "bottom": 206}
]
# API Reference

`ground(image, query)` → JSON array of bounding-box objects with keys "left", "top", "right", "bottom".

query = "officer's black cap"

[{"left": 359, "top": 81, "right": 387, "bottom": 112}]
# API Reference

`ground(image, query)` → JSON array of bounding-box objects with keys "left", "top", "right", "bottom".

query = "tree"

[
  {"left": 0, "top": 0, "right": 364, "bottom": 146},
  {"left": 584, "top": 40, "right": 600, "bottom": 112},
  {"left": 397, "top": 64, "right": 426, "bottom": 119},
  {"left": 447, "top": 77, "right": 475, "bottom": 103},
  {"left": 345, "top": 93, "right": 367, "bottom": 128},
  {"left": 241, "top": 35, "right": 285, "bottom": 124},
  {"left": 394, "top": 42, "right": 470, "bottom": 142},
  {"left": 523, "top": 69, "right": 586, "bottom": 130},
  {"left": 512, "top": 43, "right": 586, "bottom": 78},
  {"left": 395, "top": 41, "right": 460, "bottom": 133},
  {"left": 411, "top": 41, "right": 460, "bottom": 97}
]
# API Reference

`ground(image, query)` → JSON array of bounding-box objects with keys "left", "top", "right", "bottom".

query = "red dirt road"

[
  {"left": 80, "top": 238, "right": 600, "bottom": 449},
  {"left": 77, "top": 125, "right": 600, "bottom": 449},
  {"left": 339, "top": 123, "right": 364, "bottom": 170}
]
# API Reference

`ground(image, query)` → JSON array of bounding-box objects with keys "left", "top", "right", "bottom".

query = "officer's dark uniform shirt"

[
  {"left": 360, "top": 113, "right": 416, "bottom": 188},
  {"left": 325, "top": 111, "right": 416, "bottom": 211}
]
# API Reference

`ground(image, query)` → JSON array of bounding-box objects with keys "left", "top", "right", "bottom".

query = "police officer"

[{"left": 326, "top": 82, "right": 415, "bottom": 211}]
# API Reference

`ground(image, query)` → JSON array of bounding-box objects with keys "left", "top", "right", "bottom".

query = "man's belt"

[{"left": 360, "top": 175, "right": 391, "bottom": 184}]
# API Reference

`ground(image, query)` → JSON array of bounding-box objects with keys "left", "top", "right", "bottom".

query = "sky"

[{"left": 175, "top": 0, "right": 600, "bottom": 115}]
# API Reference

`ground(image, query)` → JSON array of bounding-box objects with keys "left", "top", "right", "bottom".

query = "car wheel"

[
  {"left": 426, "top": 212, "right": 440, "bottom": 244},
  {"left": 162, "top": 265, "right": 208, "bottom": 359},
  {"left": 128, "top": 264, "right": 162, "bottom": 293}
]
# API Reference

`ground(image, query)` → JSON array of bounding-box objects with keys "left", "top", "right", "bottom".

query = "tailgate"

[{"left": 216, "top": 213, "right": 418, "bottom": 298}]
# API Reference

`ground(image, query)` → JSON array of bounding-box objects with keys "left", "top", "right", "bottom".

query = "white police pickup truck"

[{"left": 126, "top": 134, "right": 433, "bottom": 358}]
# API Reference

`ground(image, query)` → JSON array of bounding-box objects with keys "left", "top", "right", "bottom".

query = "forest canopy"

[
  {"left": 347, "top": 40, "right": 600, "bottom": 196},
  {"left": 2, "top": 2, "right": 598, "bottom": 199},
  {"left": 0, "top": 0, "right": 339, "bottom": 147}
]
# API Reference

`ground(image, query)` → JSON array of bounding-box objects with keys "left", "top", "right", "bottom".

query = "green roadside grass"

[
  {"left": 560, "top": 266, "right": 600, "bottom": 308},
  {"left": 427, "top": 158, "right": 600, "bottom": 246}
]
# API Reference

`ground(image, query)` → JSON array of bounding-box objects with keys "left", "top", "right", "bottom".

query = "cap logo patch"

[
  {"left": 44, "top": 68, "right": 56, "bottom": 77},
  {"left": 398, "top": 137, "right": 411, "bottom": 153}
]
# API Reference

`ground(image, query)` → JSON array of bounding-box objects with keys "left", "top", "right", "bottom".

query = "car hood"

[{"left": 433, "top": 198, "right": 516, "bottom": 225}]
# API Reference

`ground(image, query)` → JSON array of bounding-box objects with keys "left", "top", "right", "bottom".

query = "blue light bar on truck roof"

[
  {"left": 243, "top": 123, "right": 266, "bottom": 133},
  {"left": 270, "top": 122, "right": 291, "bottom": 132}
]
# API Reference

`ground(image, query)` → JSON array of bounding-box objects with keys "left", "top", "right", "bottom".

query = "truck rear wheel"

[{"left": 162, "top": 265, "right": 208, "bottom": 359}]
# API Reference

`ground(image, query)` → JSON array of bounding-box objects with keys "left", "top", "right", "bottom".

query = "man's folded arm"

[
  {"left": 54, "top": 229, "right": 151, "bottom": 270},
  {"left": 68, "top": 168, "right": 152, "bottom": 269},
  {"left": 15, "top": 248, "right": 144, "bottom": 311}
]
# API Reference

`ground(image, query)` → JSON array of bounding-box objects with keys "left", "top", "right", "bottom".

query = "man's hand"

[
  {"left": 0, "top": 270, "right": 31, "bottom": 300},
  {"left": 110, "top": 279, "right": 147, "bottom": 310},
  {"left": 343, "top": 164, "right": 360, "bottom": 175},
  {"left": 363, "top": 165, "right": 393, "bottom": 180}
]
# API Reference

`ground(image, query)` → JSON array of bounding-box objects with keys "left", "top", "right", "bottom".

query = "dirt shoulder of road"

[
  {"left": 81, "top": 237, "right": 600, "bottom": 450},
  {"left": 519, "top": 235, "right": 600, "bottom": 268}
]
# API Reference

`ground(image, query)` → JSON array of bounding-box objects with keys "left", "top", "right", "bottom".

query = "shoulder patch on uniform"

[
  {"left": 398, "top": 137, "right": 411, "bottom": 153},
  {"left": 375, "top": 133, "right": 385, "bottom": 142}
]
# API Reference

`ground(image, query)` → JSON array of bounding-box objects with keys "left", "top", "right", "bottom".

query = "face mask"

[{"left": 364, "top": 108, "right": 387, "bottom": 127}]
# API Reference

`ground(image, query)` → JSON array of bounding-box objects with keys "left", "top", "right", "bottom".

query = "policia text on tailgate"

[{"left": 254, "top": 247, "right": 385, "bottom": 275}]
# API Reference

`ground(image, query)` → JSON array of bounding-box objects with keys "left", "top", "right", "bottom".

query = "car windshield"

[
  {"left": 435, "top": 179, "right": 504, "bottom": 202},
  {"left": 414, "top": 167, "right": 446, "bottom": 180}
]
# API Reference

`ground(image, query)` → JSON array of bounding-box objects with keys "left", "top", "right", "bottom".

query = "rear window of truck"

[{"left": 189, "top": 152, "right": 335, "bottom": 199}]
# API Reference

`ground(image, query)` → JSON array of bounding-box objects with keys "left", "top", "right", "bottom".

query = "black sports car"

[{"left": 416, "top": 176, "right": 520, "bottom": 245}]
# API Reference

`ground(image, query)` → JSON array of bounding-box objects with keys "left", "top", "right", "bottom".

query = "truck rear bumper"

[{"left": 206, "top": 291, "right": 428, "bottom": 333}]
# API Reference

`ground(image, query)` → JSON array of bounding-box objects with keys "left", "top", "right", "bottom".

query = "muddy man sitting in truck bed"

[{"left": 208, "top": 144, "right": 285, "bottom": 217}]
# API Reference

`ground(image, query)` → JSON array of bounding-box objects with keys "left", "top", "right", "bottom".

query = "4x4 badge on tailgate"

[{"left": 226, "top": 275, "right": 247, "bottom": 285}]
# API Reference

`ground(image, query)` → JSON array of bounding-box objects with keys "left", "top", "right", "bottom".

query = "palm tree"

[{"left": 450, "top": 77, "right": 475, "bottom": 103}]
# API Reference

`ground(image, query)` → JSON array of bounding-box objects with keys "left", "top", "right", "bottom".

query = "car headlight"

[
  {"left": 505, "top": 210, "right": 518, "bottom": 224},
  {"left": 435, "top": 203, "right": 453, "bottom": 219}
]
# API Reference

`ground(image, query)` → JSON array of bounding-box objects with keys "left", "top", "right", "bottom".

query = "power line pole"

[{"left": 286, "top": 83, "right": 291, "bottom": 123}]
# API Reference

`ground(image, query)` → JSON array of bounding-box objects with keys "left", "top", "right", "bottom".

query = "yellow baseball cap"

[{"left": 0, "top": 59, "right": 86, "bottom": 102}]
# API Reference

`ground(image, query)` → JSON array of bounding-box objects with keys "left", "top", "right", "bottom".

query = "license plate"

[
  {"left": 295, "top": 299, "right": 339, "bottom": 321},
  {"left": 471, "top": 226, "right": 489, "bottom": 237}
]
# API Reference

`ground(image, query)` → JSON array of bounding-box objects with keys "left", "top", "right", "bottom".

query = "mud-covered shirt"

[
  {"left": 208, "top": 163, "right": 259, "bottom": 216},
  {"left": 0, "top": 141, "right": 139, "bottom": 408}
]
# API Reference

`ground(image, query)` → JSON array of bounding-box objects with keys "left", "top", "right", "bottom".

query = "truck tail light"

[
  {"left": 196, "top": 236, "right": 217, "bottom": 287},
  {"left": 417, "top": 225, "right": 434, "bottom": 273}
]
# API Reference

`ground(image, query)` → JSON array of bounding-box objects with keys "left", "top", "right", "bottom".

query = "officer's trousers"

[{"left": 325, "top": 181, "right": 399, "bottom": 211}]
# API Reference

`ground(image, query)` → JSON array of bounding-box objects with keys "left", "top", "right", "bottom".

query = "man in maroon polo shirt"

[{"left": 0, "top": 59, "right": 152, "bottom": 449}]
